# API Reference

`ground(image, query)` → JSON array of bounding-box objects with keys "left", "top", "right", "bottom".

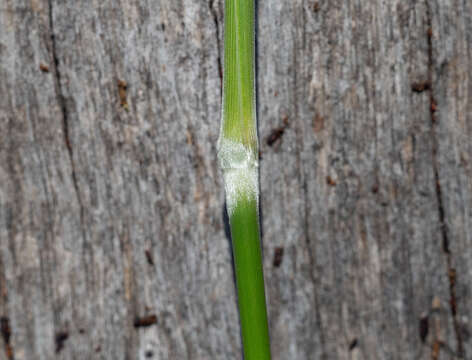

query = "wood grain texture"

[{"left": 0, "top": 0, "right": 470, "bottom": 359}]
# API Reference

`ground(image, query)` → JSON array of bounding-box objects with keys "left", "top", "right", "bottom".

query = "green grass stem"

[
  {"left": 230, "top": 197, "right": 271, "bottom": 360},
  {"left": 217, "top": 0, "right": 271, "bottom": 359}
]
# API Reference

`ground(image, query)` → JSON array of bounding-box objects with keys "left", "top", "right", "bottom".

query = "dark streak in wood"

[
  {"left": 209, "top": 0, "right": 222, "bottom": 89},
  {"left": 411, "top": 81, "right": 431, "bottom": 93},
  {"left": 425, "top": 3, "right": 465, "bottom": 356},
  {"left": 134, "top": 315, "right": 157, "bottom": 328},
  {"left": 272, "top": 247, "right": 284, "bottom": 268},
  {"left": 348, "top": 338, "right": 358, "bottom": 351},
  {"left": 145, "top": 249, "right": 155, "bottom": 266},
  {"left": 0, "top": 317, "right": 11, "bottom": 347},
  {"left": 0, "top": 317, "right": 13, "bottom": 359},
  {"left": 47, "top": 0, "right": 86, "bottom": 243},
  {"left": 266, "top": 127, "right": 285, "bottom": 146},
  {"left": 448, "top": 268, "right": 457, "bottom": 316},
  {"left": 419, "top": 315, "right": 429, "bottom": 343},
  {"left": 326, "top": 176, "right": 336, "bottom": 187},
  {"left": 267, "top": 115, "right": 289, "bottom": 147},
  {"left": 117, "top": 79, "right": 129, "bottom": 110},
  {"left": 39, "top": 63, "right": 50, "bottom": 73},
  {"left": 55, "top": 331, "right": 69, "bottom": 353}
]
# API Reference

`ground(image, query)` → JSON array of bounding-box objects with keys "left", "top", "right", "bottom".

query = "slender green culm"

[{"left": 217, "top": 0, "right": 271, "bottom": 359}]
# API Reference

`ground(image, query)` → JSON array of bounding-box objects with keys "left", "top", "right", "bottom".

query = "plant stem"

[
  {"left": 230, "top": 196, "right": 271, "bottom": 360},
  {"left": 217, "top": 0, "right": 271, "bottom": 359},
  {"left": 221, "top": 0, "right": 257, "bottom": 150}
]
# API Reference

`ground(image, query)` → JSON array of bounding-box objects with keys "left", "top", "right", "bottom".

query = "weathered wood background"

[{"left": 0, "top": 0, "right": 471, "bottom": 359}]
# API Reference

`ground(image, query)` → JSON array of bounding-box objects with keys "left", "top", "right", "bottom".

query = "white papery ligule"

[{"left": 217, "top": 137, "right": 259, "bottom": 217}]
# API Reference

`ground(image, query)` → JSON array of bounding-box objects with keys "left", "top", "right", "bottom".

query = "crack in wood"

[
  {"left": 266, "top": 115, "right": 290, "bottom": 148},
  {"left": 348, "top": 338, "right": 358, "bottom": 351},
  {"left": 133, "top": 314, "right": 158, "bottom": 328},
  {"left": 48, "top": 0, "right": 86, "bottom": 237},
  {"left": 302, "top": 175, "right": 326, "bottom": 356},
  {"left": 295, "top": 4, "right": 326, "bottom": 354},
  {"left": 425, "top": 3, "right": 465, "bottom": 357},
  {"left": 209, "top": 0, "right": 223, "bottom": 92},
  {"left": 272, "top": 246, "right": 284, "bottom": 268},
  {"left": 411, "top": 81, "right": 431, "bottom": 93},
  {"left": 0, "top": 317, "right": 14, "bottom": 359},
  {"left": 54, "top": 331, "right": 69, "bottom": 353},
  {"left": 419, "top": 314, "right": 429, "bottom": 343}
]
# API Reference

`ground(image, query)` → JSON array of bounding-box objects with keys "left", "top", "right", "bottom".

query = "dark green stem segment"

[{"left": 230, "top": 197, "right": 271, "bottom": 360}]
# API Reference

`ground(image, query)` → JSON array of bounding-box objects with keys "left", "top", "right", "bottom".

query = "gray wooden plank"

[
  {"left": 0, "top": 1, "right": 83, "bottom": 359},
  {"left": 430, "top": 0, "right": 472, "bottom": 357},
  {"left": 259, "top": 0, "right": 456, "bottom": 359}
]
